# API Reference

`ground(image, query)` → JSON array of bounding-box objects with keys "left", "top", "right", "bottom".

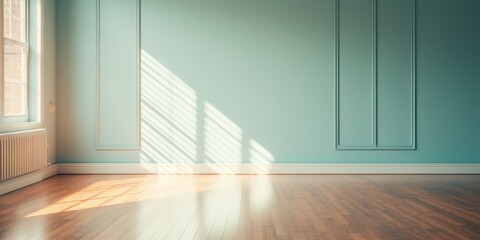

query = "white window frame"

[{"left": 0, "top": 0, "right": 43, "bottom": 132}]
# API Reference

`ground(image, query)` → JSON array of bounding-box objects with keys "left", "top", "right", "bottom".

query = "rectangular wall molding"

[
  {"left": 96, "top": 0, "right": 141, "bottom": 150},
  {"left": 57, "top": 163, "right": 480, "bottom": 175},
  {"left": 335, "top": 0, "right": 416, "bottom": 150}
]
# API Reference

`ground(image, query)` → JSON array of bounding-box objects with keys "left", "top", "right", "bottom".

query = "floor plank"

[{"left": 1, "top": 174, "right": 479, "bottom": 239}]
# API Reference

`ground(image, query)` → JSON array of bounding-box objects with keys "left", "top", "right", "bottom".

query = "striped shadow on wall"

[{"left": 335, "top": 0, "right": 416, "bottom": 150}]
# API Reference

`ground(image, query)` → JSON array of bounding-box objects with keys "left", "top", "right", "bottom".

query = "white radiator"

[{"left": 0, "top": 129, "right": 47, "bottom": 181}]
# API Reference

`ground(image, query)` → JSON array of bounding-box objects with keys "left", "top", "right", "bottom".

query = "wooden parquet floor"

[{"left": 1, "top": 174, "right": 479, "bottom": 239}]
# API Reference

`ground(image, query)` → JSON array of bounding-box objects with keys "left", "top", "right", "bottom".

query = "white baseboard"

[
  {"left": 2, "top": 163, "right": 475, "bottom": 195},
  {"left": 0, "top": 164, "right": 58, "bottom": 195},
  {"left": 57, "top": 163, "right": 480, "bottom": 175}
]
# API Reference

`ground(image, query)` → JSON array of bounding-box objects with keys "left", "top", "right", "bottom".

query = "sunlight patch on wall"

[
  {"left": 139, "top": 49, "right": 275, "bottom": 173},
  {"left": 249, "top": 139, "right": 274, "bottom": 164},
  {"left": 204, "top": 102, "right": 243, "bottom": 163},
  {"left": 248, "top": 139, "right": 275, "bottom": 173},
  {"left": 140, "top": 50, "right": 197, "bottom": 164}
]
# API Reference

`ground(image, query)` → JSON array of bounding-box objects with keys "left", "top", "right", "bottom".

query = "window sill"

[{"left": 0, "top": 122, "right": 43, "bottom": 133}]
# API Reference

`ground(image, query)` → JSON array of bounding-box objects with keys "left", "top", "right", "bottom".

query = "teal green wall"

[
  {"left": 97, "top": 0, "right": 140, "bottom": 149},
  {"left": 44, "top": 0, "right": 56, "bottom": 164},
  {"left": 56, "top": 0, "right": 480, "bottom": 164}
]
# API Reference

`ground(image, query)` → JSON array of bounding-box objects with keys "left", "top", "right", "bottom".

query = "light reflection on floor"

[
  {"left": 0, "top": 174, "right": 273, "bottom": 239},
  {"left": 25, "top": 174, "right": 270, "bottom": 218},
  {"left": 2, "top": 175, "right": 480, "bottom": 239}
]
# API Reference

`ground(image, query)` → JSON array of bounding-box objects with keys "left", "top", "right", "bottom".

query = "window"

[
  {"left": 0, "top": 0, "right": 41, "bottom": 127},
  {"left": 1, "top": 0, "right": 29, "bottom": 124}
]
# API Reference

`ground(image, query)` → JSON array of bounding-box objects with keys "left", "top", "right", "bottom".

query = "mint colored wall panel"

[
  {"left": 337, "top": 0, "right": 374, "bottom": 147},
  {"left": 56, "top": 0, "right": 480, "bottom": 164},
  {"left": 140, "top": 0, "right": 329, "bottom": 163},
  {"left": 377, "top": 0, "right": 414, "bottom": 147},
  {"left": 97, "top": 0, "right": 139, "bottom": 149}
]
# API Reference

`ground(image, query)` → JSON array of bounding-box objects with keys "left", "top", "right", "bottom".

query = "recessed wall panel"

[
  {"left": 97, "top": 0, "right": 139, "bottom": 149},
  {"left": 337, "top": 0, "right": 374, "bottom": 147},
  {"left": 377, "top": 0, "right": 414, "bottom": 147}
]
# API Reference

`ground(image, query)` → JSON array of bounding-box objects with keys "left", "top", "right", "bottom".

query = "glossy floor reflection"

[{"left": 1, "top": 174, "right": 480, "bottom": 239}]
